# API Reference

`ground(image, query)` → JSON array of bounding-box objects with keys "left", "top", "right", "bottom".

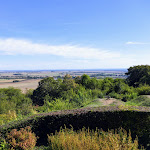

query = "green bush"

[
  {"left": 25, "top": 89, "right": 34, "bottom": 99},
  {"left": 0, "top": 100, "right": 16, "bottom": 114},
  {"left": 108, "top": 92, "right": 122, "bottom": 99},
  {"left": 136, "top": 85, "right": 150, "bottom": 95},
  {"left": 0, "top": 87, "right": 34, "bottom": 126},
  {"left": 0, "top": 110, "right": 17, "bottom": 125},
  {"left": 91, "top": 89, "right": 104, "bottom": 99},
  {"left": 0, "top": 138, "right": 9, "bottom": 150},
  {"left": 1, "top": 107, "right": 150, "bottom": 148},
  {"left": 122, "top": 92, "right": 138, "bottom": 102},
  {"left": 44, "top": 98, "right": 74, "bottom": 111},
  {"left": 0, "top": 87, "right": 32, "bottom": 115},
  {"left": 97, "top": 91, "right": 104, "bottom": 98}
]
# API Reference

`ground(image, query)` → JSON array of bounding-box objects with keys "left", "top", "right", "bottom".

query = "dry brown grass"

[
  {"left": 0, "top": 79, "right": 25, "bottom": 83},
  {"left": 0, "top": 79, "right": 41, "bottom": 93},
  {"left": 48, "top": 127, "right": 143, "bottom": 150}
]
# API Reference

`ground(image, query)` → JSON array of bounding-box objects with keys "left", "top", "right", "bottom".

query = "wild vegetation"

[
  {"left": 48, "top": 127, "right": 142, "bottom": 150},
  {"left": 0, "top": 65, "right": 150, "bottom": 149},
  {"left": 1, "top": 106, "right": 149, "bottom": 149},
  {"left": 0, "top": 125, "right": 144, "bottom": 150},
  {"left": 6, "top": 126, "right": 37, "bottom": 150}
]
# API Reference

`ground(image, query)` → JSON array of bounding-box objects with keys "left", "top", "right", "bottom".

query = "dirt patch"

[
  {"left": 98, "top": 98, "right": 124, "bottom": 106},
  {"left": 143, "top": 95, "right": 150, "bottom": 98}
]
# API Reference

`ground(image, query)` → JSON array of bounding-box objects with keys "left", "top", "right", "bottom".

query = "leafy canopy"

[{"left": 126, "top": 65, "right": 150, "bottom": 87}]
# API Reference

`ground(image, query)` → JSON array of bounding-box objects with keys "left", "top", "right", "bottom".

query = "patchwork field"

[
  {"left": 0, "top": 70, "right": 127, "bottom": 93},
  {"left": 0, "top": 79, "right": 41, "bottom": 93}
]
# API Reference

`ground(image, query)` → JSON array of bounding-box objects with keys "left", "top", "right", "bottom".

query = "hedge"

[{"left": 0, "top": 106, "right": 150, "bottom": 149}]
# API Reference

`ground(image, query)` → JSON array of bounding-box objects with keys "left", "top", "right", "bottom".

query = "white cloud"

[
  {"left": 0, "top": 38, "right": 142, "bottom": 70},
  {"left": 126, "top": 41, "right": 149, "bottom": 45},
  {"left": 0, "top": 38, "right": 120, "bottom": 59}
]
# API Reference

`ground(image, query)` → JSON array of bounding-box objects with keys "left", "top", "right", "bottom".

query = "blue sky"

[{"left": 0, "top": 0, "right": 150, "bottom": 70}]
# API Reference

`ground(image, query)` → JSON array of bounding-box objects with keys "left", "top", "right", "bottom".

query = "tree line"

[{"left": 0, "top": 65, "right": 150, "bottom": 125}]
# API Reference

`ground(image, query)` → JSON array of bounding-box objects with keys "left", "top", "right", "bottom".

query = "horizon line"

[{"left": 0, "top": 68, "right": 127, "bottom": 72}]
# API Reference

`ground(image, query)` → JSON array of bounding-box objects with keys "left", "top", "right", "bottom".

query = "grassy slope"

[
  {"left": 84, "top": 98, "right": 125, "bottom": 108},
  {"left": 1, "top": 96, "right": 150, "bottom": 149},
  {"left": 85, "top": 95, "right": 150, "bottom": 108}
]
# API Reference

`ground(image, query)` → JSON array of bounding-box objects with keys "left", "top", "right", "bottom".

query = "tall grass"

[
  {"left": 48, "top": 127, "right": 143, "bottom": 150},
  {"left": 0, "top": 110, "right": 17, "bottom": 125}
]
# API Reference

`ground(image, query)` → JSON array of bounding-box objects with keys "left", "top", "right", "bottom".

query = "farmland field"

[
  {"left": 0, "top": 79, "right": 41, "bottom": 93},
  {"left": 0, "top": 69, "right": 126, "bottom": 79},
  {"left": 0, "top": 69, "right": 127, "bottom": 93}
]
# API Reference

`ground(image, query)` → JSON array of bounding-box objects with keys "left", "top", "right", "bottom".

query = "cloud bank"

[
  {"left": 0, "top": 38, "right": 139, "bottom": 70},
  {"left": 126, "top": 41, "right": 149, "bottom": 45},
  {"left": 0, "top": 38, "right": 120, "bottom": 59}
]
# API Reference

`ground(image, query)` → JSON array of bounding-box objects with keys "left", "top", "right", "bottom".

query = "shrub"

[
  {"left": 6, "top": 126, "right": 37, "bottom": 150},
  {"left": 0, "top": 100, "right": 16, "bottom": 114},
  {"left": 0, "top": 134, "right": 9, "bottom": 150},
  {"left": 97, "top": 91, "right": 104, "bottom": 98},
  {"left": 91, "top": 89, "right": 104, "bottom": 99},
  {"left": 44, "top": 98, "right": 74, "bottom": 111},
  {"left": 0, "top": 110, "right": 17, "bottom": 125},
  {"left": 1, "top": 107, "right": 150, "bottom": 148},
  {"left": 48, "top": 127, "right": 143, "bottom": 150},
  {"left": 136, "top": 85, "right": 150, "bottom": 95},
  {"left": 122, "top": 92, "right": 138, "bottom": 102},
  {"left": 17, "top": 103, "right": 33, "bottom": 116},
  {"left": 25, "top": 89, "right": 34, "bottom": 99},
  {"left": 108, "top": 91, "right": 122, "bottom": 99},
  {"left": 0, "top": 87, "right": 32, "bottom": 115},
  {"left": 129, "top": 95, "right": 150, "bottom": 107}
]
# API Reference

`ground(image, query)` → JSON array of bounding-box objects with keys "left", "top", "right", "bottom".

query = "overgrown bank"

[
  {"left": 1, "top": 106, "right": 150, "bottom": 149},
  {"left": 1, "top": 66, "right": 150, "bottom": 126},
  {"left": 1, "top": 65, "right": 150, "bottom": 149}
]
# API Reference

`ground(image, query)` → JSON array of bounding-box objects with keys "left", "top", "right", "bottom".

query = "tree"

[
  {"left": 32, "top": 77, "right": 62, "bottom": 105},
  {"left": 101, "top": 77, "right": 114, "bottom": 94},
  {"left": 60, "top": 74, "right": 77, "bottom": 91},
  {"left": 81, "top": 74, "right": 91, "bottom": 88},
  {"left": 74, "top": 76, "right": 81, "bottom": 84},
  {"left": 125, "top": 65, "right": 150, "bottom": 87},
  {"left": 88, "top": 78, "right": 98, "bottom": 89}
]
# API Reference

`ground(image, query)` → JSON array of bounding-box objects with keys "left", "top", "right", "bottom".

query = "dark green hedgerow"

[{"left": 0, "top": 106, "right": 150, "bottom": 149}]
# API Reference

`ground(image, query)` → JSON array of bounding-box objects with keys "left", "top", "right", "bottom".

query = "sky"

[{"left": 0, "top": 0, "right": 150, "bottom": 70}]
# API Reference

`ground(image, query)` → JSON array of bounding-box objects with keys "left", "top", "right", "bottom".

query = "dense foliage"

[
  {"left": 0, "top": 65, "right": 150, "bottom": 149},
  {"left": 0, "top": 68, "right": 150, "bottom": 126},
  {"left": 126, "top": 65, "right": 150, "bottom": 87},
  {"left": 0, "top": 70, "right": 150, "bottom": 126},
  {"left": 1, "top": 107, "right": 149, "bottom": 148},
  {"left": 0, "top": 87, "right": 32, "bottom": 115},
  {"left": 0, "top": 125, "right": 143, "bottom": 150},
  {"left": 0, "top": 87, "right": 34, "bottom": 125},
  {"left": 32, "top": 74, "right": 139, "bottom": 107}
]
